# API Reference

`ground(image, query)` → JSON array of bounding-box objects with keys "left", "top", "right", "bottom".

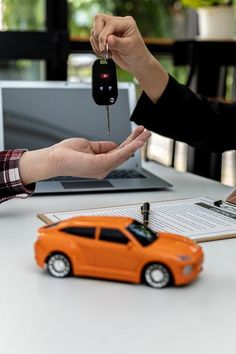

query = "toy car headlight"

[{"left": 183, "top": 265, "right": 193, "bottom": 276}]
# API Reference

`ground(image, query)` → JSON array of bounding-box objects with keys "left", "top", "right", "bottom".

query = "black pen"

[{"left": 141, "top": 202, "right": 150, "bottom": 227}]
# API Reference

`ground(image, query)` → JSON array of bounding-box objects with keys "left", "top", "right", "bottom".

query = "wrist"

[
  {"left": 133, "top": 54, "right": 169, "bottom": 103},
  {"left": 18, "top": 147, "right": 54, "bottom": 185},
  {"left": 131, "top": 50, "right": 155, "bottom": 77}
]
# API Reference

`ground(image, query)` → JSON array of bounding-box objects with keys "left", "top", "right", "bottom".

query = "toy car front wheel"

[
  {"left": 47, "top": 254, "right": 71, "bottom": 278},
  {"left": 144, "top": 263, "right": 171, "bottom": 288}
]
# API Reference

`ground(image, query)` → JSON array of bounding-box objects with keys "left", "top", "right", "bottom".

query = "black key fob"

[{"left": 92, "top": 58, "right": 118, "bottom": 106}]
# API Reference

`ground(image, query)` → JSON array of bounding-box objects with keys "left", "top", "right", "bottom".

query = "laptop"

[{"left": 0, "top": 80, "right": 172, "bottom": 194}]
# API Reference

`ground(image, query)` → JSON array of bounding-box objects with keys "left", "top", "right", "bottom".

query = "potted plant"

[{"left": 181, "top": 0, "right": 234, "bottom": 38}]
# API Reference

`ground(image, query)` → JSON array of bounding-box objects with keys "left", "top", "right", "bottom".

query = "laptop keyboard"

[
  {"left": 45, "top": 169, "right": 146, "bottom": 182},
  {"left": 109, "top": 169, "right": 146, "bottom": 179}
]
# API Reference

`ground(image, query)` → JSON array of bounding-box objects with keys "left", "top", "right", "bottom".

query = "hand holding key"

[
  {"left": 91, "top": 14, "right": 169, "bottom": 104},
  {"left": 91, "top": 14, "right": 150, "bottom": 74}
]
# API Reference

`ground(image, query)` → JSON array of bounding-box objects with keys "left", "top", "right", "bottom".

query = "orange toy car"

[{"left": 34, "top": 216, "right": 204, "bottom": 288}]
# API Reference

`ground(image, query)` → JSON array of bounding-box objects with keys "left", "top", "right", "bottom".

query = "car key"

[{"left": 92, "top": 43, "right": 118, "bottom": 135}]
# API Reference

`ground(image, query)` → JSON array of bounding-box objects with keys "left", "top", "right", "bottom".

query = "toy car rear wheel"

[
  {"left": 144, "top": 263, "right": 171, "bottom": 288},
  {"left": 47, "top": 254, "right": 71, "bottom": 278}
]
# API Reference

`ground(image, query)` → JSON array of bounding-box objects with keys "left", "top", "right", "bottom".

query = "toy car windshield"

[{"left": 127, "top": 221, "right": 158, "bottom": 246}]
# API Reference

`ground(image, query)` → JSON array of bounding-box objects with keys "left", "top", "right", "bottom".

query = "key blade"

[{"left": 106, "top": 105, "right": 111, "bottom": 136}]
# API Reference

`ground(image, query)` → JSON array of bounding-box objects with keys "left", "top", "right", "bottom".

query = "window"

[
  {"left": 0, "top": 0, "right": 45, "bottom": 31},
  {"left": 0, "top": 60, "right": 45, "bottom": 81},
  {"left": 127, "top": 221, "right": 157, "bottom": 247},
  {"left": 67, "top": 0, "right": 186, "bottom": 39},
  {"left": 0, "top": 0, "right": 45, "bottom": 81},
  {"left": 61, "top": 227, "right": 95, "bottom": 239},
  {"left": 99, "top": 229, "right": 129, "bottom": 245}
]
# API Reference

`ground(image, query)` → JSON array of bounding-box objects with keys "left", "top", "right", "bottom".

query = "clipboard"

[{"left": 37, "top": 195, "right": 236, "bottom": 243}]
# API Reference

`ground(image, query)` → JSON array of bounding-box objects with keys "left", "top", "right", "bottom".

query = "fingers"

[
  {"left": 92, "top": 13, "right": 113, "bottom": 39},
  {"left": 118, "top": 126, "right": 150, "bottom": 149},
  {"left": 91, "top": 14, "right": 134, "bottom": 52},
  {"left": 133, "top": 128, "right": 151, "bottom": 144},
  {"left": 97, "top": 21, "right": 125, "bottom": 52},
  {"left": 107, "top": 34, "right": 129, "bottom": 53},
  {"left": 90, "top": 14, "right": 114, "bottom": 57},
  {"left": 89, "top": 126, "right": 150, "bottom": 155},
  {"left": 89, "top": 140, "right": 118, "bottom": 154},
  {"left": 90, "top": 33, "right": 100, "bottom": 56},
  {"left": 91, "top": 32, "right": 129, "bottom": 68},
  {"left": 103, "top": 139, "right": 146, "bottom": 174},
  {"left": 117, "top": 126, "right": 143, "bottom": 149},
  {"left": 100, "top": 128, "right": 151, "bottom": 175}
]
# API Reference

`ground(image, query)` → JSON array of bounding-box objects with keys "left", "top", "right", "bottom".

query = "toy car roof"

[{"left": 50, "top": 215, "right": 135, "bottom": 228}]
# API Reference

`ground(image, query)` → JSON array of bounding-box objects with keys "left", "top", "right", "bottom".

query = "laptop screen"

[
  {"left": 0, "top": 82, "right": 136, "bottom": 151},
  {"left": 0, "top": 81, "right": 173, "bottom": 193}
]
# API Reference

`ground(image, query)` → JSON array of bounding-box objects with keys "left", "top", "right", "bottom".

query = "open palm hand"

[{"left": 50, "top": 126, "right": 151, "bottom": 179}]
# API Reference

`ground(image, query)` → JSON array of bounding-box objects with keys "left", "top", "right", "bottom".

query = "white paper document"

[{"left": 40, "top": 197, "right": 236, "bottom": 242}]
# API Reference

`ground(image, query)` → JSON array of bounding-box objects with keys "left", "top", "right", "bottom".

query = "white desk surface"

[{"left": 1, "top": 161, "right": 236, "bottom": 354}]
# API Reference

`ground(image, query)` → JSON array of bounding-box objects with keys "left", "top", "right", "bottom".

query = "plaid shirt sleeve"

[{"left": 0, "top": 149, "right": 35, "bottom": 204}]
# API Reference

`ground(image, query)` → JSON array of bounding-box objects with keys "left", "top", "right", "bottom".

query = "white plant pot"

[{"left": 197, "top": 6, "right": 234, "bottom": 39}]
